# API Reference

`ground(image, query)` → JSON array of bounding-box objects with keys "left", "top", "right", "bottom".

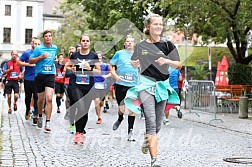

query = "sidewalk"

[{"left": 171, "top": 107, "right": 252, "bottom": 135}]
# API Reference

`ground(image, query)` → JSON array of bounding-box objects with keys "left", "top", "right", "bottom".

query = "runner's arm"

[
  {"left": 17, "top": 60, "right": 35, "bottom": 67},
  {"left": 29, "top": 53, "right": 47, "bottom": 64}
]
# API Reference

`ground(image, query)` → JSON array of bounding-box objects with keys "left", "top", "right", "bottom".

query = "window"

[
  {"left": 3, "top": 28, "right": 11, "bottom": 43},
  {"left": 5, "top": 5, "right": 11, "bottom": 16},
  {"left": 26, "top": 6, "right": 32, "bottom": 17},
  {"left": 25, "top": 29, "right": 33, "bottom": 44}
]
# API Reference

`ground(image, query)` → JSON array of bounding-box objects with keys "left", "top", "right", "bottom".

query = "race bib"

[
  {"left": 42, "top": 65, "right": 52, "bottom": 72},
  {"left": 120, "top": 73, "right": 133, "bottom": 82},
  {"left": 56, "top": 72, "right": 63, "bottom": 78},
  {"left": 146, "top": 87, "right": 156, "bottom": 95},
  {"left": 10, "top": 72, "right": 18, "bottom": 78},
  {"left": 94, "top": 82, "right": 107, "bottom": 89},
  {"left": 76, "top": 74, "right": 90, "bottom": 85}
]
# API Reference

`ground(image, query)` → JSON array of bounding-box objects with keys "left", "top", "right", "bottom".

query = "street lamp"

[
  {"left": 207, "top": 38, "right": 212, "bottom": 81},
  {"left": 184, "top": 23, "right": 190, "bottom": 109},
  {"left": 184, "top": 23, "right": 191, "bottom": 82}
]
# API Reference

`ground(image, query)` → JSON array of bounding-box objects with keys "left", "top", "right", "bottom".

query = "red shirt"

[
  {"left": 55, "top": 63, "right": 65, "bottom": 83},
  {"left": 6, "top": 60, "right": 21, "bottom": 81}
]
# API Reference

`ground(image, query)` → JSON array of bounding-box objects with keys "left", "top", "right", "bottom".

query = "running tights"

[
  {"left": 69, "top": 87, "right": 92, "bottom": 133},
  {"left": 138, "top": 90, "right": 166, "bottom": 135}
]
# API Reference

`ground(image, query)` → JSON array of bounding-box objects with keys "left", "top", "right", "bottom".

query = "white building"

[
  {"left": 0, "top": 0, "right": 62, "bottom": 60},
  {"left": 43, "top": 0, "right": 63, "bottom": 31}
]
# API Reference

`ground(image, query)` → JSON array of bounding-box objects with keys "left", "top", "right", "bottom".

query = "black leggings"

[
  {"left": 66, "top": 86, "right": 75, "bottom": 125},
  {"left": 24, "top": 80, "right": 38, "bottom": 115},
  {"left": 69, "top": 85, "right": 94, "bottom": 133}
]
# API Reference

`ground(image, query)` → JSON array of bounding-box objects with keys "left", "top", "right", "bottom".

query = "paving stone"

[
  {"left": 0, "top": 156, "right": 13, "bottom": 160},
  {"left": 1, "top": 95, "right": 252, "bottom": 166},
  {"left": 0, "top": 160, "right": 13, "bottom": 166}
]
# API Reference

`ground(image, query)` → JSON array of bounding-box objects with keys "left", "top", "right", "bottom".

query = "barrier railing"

[{"left": 187, "top": 80, "right": 223, "bottom": 123}]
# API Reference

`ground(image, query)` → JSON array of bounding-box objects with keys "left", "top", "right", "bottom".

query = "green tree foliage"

[
  {"left": 228, "top": 64, "right": 252, "bottom": 84},
  {"left": 64, "top": 0, "right": 164, "bottom": 57},
  {"left": 56, "top": 0, "right": 252, "bottom": 64},
  {"left": 66, "top": 0, "right": 155, "bottom": 30},
  {"left": 160, "top": 0, "right": 252, "bottom": 64},
  {"left": 53, "top": 2, "right": 89, "bottom": 56}
]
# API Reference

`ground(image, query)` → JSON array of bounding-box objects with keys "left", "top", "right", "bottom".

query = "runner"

[
  {"left": 63, "top": 46, "right": 76, "bottom": 133},
  {"left": 29, "top": 30, "right": 58, "bottom": 133},
  {"left": 163, "top": 66, "right": 183, "bottom": 125},
  {"left": 126, "top": 13, "right": 182, "bottom": 166},
  {"left": 63, "top": 46, "right": 76, "bottom": 119},
  {"left": 3, "top": 50, "right": 24, "bottom": 114},
  {"left": 66, "top": 34, "right": 100, "bottom": 144},
  {"left": 63, "top": 60, "right": 76, "bottom": 134},
  {"left": 0, "top": 67, "right": 3, "bottom": 94},
  {"left": 93, "top": 51, "right": 111, "bottom": 124},
  {"left": 17, "top": 37, "right": 40, "bottom": 125},
  {"left": 109, "top": 35, "right": 138, "bottom": 141},
  {"left": 54, "top": 53, "right": 65, "bottom": 113}
]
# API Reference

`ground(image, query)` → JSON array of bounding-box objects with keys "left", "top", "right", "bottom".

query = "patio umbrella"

[
  {"left": 215, "top": 61, "right": 221, "bottom": 86},
  {"left": 219, "top": 55, "right": 229, "bottom": 86}
]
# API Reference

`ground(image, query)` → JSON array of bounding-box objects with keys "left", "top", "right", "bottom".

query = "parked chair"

[
  {"left": 215, "top": 85, "right": 231, "bottom": 112},
  {"left": 245, "top": 85, "right": 252, "bottom": 111},
  {"left": 226, "top": 85, "right": 244, "bottom": 113}
]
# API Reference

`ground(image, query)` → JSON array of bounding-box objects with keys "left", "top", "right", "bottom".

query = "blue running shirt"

[
  {"left": 110, "top": 50, "right": 138, "bottom": 87},
  {"left": 94, "top": 62, "right": 109, "bottom": 83},
  {"left": 19, "top": 49, "right": 36, "bottom": 81},
  {"left": 30, "top": 43, "right": 57, "bottom": 76},
  {"left": 168, "top": 66, "right": 180, "bottom": 89}
]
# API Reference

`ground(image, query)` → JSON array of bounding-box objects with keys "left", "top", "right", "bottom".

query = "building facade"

[{"left": 0, "top": 0, "right": 62, "bottom": 60}]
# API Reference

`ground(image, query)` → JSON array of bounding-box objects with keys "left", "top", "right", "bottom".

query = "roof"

[{"left": 43, "top": 0, "right": 63, "bottom": 16}]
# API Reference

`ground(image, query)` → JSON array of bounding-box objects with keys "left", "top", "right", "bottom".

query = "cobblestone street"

[{"left": 0, "top": 94, "right": 252, "bottom": 167}]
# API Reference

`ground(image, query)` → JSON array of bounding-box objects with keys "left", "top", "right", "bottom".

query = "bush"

[
  {"left": 228, "top": 64, "right": 252, "bottom": 85},
  {"left": 188, "top": 64, "right": 210, "bottom": 80}
]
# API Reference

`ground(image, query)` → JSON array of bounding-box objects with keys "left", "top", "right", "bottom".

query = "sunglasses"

[{"left": 81, "top": 40, "right": 90, "bottom": 42}]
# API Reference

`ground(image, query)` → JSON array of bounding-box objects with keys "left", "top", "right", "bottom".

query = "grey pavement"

[{"left": 0, "top": 93, "right": 252, "bottom": 167}]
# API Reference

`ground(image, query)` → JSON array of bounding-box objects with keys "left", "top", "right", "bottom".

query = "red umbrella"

[
  {"left": 215, "top": 61, "right": 221, "bottom": 86},
  {"left": 219, "top": 55, "right": 229, "bottom": 86},
  {"left": 220, "top": 55, "right": 229, "bottom": 71}
]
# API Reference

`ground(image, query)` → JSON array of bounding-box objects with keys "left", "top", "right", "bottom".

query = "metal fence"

[{"left": 187, "top": 80, "right": 222, "bottom": 123}]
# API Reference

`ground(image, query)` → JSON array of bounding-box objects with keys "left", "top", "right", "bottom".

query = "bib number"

[
  {"left": 56, "top": 72, "right": 63, "bottom": 78},
  {"left": 10, "top": 72, "right": 18, "bottom": 78},
  {"left": 120, "top": 74, "right": 133, "bottom": 82},
  {"left": 43, "top": 65, "right": 52, "bottom": 72},
  {"left": 76, "top": 74, "right": 90, "bottom": 85},
  {"left": 146, "top": 87, "right": 156, "bottom": 95},
  {"left": 94, "top": 82, "right": 107, "bottom": 89}
]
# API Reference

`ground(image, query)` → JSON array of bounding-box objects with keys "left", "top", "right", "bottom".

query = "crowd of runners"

[{"left": 0, "top": 13, "right": 183, "bottom": 167}]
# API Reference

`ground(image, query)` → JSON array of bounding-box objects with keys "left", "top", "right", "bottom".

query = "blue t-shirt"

[
  {"left": 110, "top": 50, "right": 138, "bottom": 87},
  {"left": 19, "top": 49, "right": 36, "bottom": 81},
  {"left": 168, "top": 67, "right": 180, "bottom": 89},
  {"left": 30, "top": 43, "right": 57, "bottom": 76},
  {"left": 94, "top": 62, "right": 109, "bottom": 83},
  {"left": 0, "top": 68, "right": 2, "bottom": 78}
]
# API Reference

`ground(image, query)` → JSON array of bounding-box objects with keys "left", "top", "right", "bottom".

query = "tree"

[
  {"left": 60, "top": 0, "right": 252, "bottom": 64},
  {"left": 64, "top": 0, "right": 156, "bottom": 57},
  {"left": 160, "top": 0, "right": 252, "bottom": 65},
  {"left": 52, "top": 2, "right": 89, "bottom": 55}
]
